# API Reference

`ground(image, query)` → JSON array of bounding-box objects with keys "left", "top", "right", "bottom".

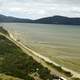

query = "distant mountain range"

[
  {"left": 0, "top": 14, "right": 32, "bottom": 23},
  {"left": 0, "top": 14, "right": 80, "bottom": 25}
]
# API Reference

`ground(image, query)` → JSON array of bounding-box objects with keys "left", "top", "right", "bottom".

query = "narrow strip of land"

[{"left": 1, "top": 32, "right": 80, "bottom": 80}]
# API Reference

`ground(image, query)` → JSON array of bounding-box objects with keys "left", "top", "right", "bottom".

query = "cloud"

[{"left": 0, "top": 0, "right": 80, "bottom": 19}]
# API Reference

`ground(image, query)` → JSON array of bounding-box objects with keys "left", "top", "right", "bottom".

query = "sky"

[{"left": 0, "top": 0, "right": 80, "bottom": 19}]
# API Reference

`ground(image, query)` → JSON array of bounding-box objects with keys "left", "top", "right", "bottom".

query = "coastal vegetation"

[
  {"left": 46, "top": 62, "right": 73, "bottom": 77},
  {"left": 0, "top": 74, "right": 22, "bottom": 80},
  {"left": 0, "top": 27, "right": 61, "bottom": 80},
  {"left": 0, "top": 26, "right": 9, "bottom": 36}
]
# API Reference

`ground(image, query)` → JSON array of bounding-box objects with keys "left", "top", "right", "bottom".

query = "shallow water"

[{"left": 1, "top": 23, "right": 80, "bottom": 73}]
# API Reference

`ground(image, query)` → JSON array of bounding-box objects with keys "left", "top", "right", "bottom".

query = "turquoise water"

[{"left": 1, "top": 23, "right": 80, "bottom": 73}]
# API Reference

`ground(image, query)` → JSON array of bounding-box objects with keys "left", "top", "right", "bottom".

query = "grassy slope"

[
  {"left": 0, "top": 74, "right": 23, "bottom": 80},
  {"left": 0, "top": 27, "right": 60, "bottom": 80}
]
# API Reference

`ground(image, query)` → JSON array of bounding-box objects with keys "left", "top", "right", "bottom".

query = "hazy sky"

[{"left": 0, "top": 0, "right": 80, "bottom": 19}]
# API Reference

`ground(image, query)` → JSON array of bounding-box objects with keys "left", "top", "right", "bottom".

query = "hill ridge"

[{"left": 0, "top": 14, "right": 80, "bottom": 25}]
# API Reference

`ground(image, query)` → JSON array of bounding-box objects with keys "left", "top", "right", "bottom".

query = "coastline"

[
  {"left": 8, "top": 32, "right": 80, "bottom": 79},
  {"left": 0, "top": 32, "right": 62, "bottom": 80}
]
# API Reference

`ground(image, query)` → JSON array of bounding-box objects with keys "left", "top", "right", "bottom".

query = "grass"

[{"left": 0, "top": 74, "right": 22, "bottom": 80}]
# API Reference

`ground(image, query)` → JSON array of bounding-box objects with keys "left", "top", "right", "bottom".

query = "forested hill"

[
  {"left": 0, "top": 14, "right": 32, "bottom": 23},
  {"left": 0, "top": 14, "right": 80, "bottom": 25}
]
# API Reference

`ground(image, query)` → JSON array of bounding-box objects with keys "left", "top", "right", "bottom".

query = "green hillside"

[
  {"left": 0, "top": 27, "right": 60, "bottom": 80},
  {"left": 0, "top": 74, "right": 23, "bottom": 80}
]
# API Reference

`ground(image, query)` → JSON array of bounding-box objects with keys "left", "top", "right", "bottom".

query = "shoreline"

[
  {"left": 0, "top": 32, "right": 63, "bottom": 80},
  {"left": 8, "top": 32, "right": 80, "bottom": 79}
]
